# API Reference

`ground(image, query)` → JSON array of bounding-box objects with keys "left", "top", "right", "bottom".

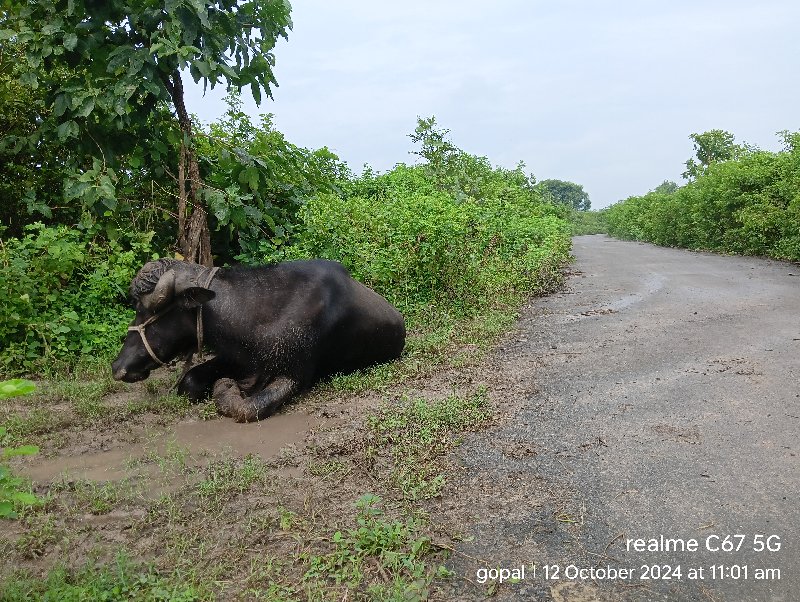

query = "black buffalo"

[{"left": 111, "top": 258, "right": 405, "bottom": 421}]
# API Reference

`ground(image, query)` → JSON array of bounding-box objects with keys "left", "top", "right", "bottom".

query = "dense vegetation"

[
  {"left": 0, "top": 98, "right": 571, "bottom": 376},
  {"left": 604, "top": 130, "right": 800, "bottom": 261},
  {"left": 0, "top": 0, "right": 574, "bottom": 377},
  {"left": 1, "top": 4, "right": 577, "bottom": 596}
]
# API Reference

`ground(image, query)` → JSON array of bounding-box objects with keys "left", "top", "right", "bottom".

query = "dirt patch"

[{"left": 1, "top": 339, "right": 508, "bottom": 599}]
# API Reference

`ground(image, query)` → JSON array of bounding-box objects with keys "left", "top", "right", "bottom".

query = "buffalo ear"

[{"left": 179, "top": 287, "right": 216, "bottom": 309}]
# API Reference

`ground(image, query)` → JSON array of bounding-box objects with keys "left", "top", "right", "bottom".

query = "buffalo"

[{"left": 111, "top": 258, "right": 405, "bottom": 421}]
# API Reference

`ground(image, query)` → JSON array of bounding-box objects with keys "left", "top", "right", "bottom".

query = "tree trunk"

[{"left": 162, "top": 70, "right": 212, "bottom": 266}]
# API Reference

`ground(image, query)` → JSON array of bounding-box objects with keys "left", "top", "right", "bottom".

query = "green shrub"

[
  {"left": 286, "top": 188, "right": 570, "bottom": 325},
  {"left": 604, "top": 135, "right": 800, "bottom": 261},
  {"left": 0, "top": 223, "right": 155, "bottom": 375},
  {"left": 568, "top": 209, "right": 607, "bottom": 235}
]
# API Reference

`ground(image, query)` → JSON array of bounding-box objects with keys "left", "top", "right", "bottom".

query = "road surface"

[{"left": 440, "top": 235, "right": 798, "bottom": 601}]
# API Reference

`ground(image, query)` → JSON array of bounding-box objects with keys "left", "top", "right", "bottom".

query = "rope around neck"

[{"left": 128, "top": 265, "right": 220, "bottom": 368}]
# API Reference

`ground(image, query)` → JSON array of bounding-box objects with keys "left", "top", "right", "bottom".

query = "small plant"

[
  {"left": 126, "top": 391, "right": 192, "bottom": 418},
  {"left": 307, "top": 458, "right": 349, "bottom": 479},
  {"left": 369, "top": 390, "right": 491, "bottom": 500},
  {"left": 0, "top": 553, "right": 202, "bottom": 601},
  {"left": 72, "top": 480, "right": 123, "bottom": 515},
  {"left": 195, "top": 455, "right": 269, "bottom": 510},
  {"left": 0, "top": 380, "right": 36, "bottom": 399},
  {"left": 278, "top": 506, "right": 299, "bottom": 531},
  {"left": 198, "top": 400, "right": 219, "bottom": 421},
  {"left": 1, "top": 379, "right": 41, "bottom": 518},
  {"left": 15, "top": 514, "right": 59, "bottom": 559},
  {"left": 303, "top": 494, "right": 440, "bottom": 598}
]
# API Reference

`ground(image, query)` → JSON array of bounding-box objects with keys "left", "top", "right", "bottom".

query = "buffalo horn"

[{"left": 140, "top": 269, "right": 176, "bottom": 311}]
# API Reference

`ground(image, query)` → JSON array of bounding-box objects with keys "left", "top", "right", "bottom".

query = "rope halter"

[{"left": 128, "top": 266, "right": 220, "bottom": 367}]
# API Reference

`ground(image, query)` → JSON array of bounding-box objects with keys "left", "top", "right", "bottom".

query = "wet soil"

[{"left": 21, "top": 410, "right": 321, "bottom": 485}]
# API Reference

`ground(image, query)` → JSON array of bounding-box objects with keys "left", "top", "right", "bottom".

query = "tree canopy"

[
  {"left": 535, "top": 179, "right": 591, "bottom": 211},
  {"left": 652, "top": 180, "right": 679, "bottom": 194},
  {"left": 682, "top": 129, "right": 742, "bottom": 180},
  {"left": 2, "top": 0, "right": 292, "bottom": 264}
]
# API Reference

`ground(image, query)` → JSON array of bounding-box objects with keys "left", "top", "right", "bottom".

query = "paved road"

[{"left": 442, "top": 235, "right": 798, "bottom": 601}]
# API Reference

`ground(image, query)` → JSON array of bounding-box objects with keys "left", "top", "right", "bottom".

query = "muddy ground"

[
  {"left": 3, "top": 234, "right": 797, "bottom": 601},
  {"left": 438, "top": 235, "right": 798, "bottom": 601}
]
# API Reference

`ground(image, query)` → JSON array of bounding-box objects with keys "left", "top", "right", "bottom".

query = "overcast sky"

[{"left": 184, "top": 0, "right": 799, "bottom": 209}]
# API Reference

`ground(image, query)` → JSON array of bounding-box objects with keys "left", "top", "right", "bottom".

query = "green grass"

[
  {"left": 302, "top": 493, "right": 444, "bottom": 601},
  {"left": 65, "top": 479, "right": 126, "bottom": 515},
  {"left": 13, "top": 514, "right": 60, "bottom": 560},
  {"left": 195, "top": 454, "right": 270, "bottom": 510},
  {"left": 369, "top": 390, "right": 491, "bottom": 500},
  {"left": 0, "top": 371, "right": 194, "bottom": 448},
  {"left": 2, "top": 553, "right": 205, "bottom": 601}
]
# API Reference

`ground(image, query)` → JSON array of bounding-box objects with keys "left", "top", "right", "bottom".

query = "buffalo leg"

[
  {"left": 177, "top": 357, "right": 232, "bottom": 402},
  {"left": 213, "top": 376, "right": 299, "bottom": 423}
]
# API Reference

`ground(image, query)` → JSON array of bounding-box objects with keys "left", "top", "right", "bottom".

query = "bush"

[
  {"left": 1, "top": 117, "right": 574, "bottom": 375},
  {"left": 0, "top": 224, "right": 155, "bottom": 376},
  {"left": 604, "top": 135, "right": 800, "bottom": 262},
  {"left": 568, "top": 209, "right": 607, "bottom": 235},
  {"left": 285, "top": 178, "right": 570, "bottom": 326}
]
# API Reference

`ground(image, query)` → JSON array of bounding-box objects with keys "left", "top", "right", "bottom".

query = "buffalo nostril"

[{"left": 112, "top": 367, "right": 127, "bottom": 381}]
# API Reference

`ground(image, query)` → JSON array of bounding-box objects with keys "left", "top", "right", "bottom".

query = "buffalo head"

[{"left": 111, "top": 259, "right": 215, "bottom": 382}]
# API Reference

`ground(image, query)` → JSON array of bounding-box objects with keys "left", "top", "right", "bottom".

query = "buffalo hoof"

[{"left": 213, "top": 378, "right": 258, "bottom": 423}]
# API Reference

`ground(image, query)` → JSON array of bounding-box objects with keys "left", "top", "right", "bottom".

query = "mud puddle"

[{"left": 20, "top": 410, "right": 322, "bottom": 485}]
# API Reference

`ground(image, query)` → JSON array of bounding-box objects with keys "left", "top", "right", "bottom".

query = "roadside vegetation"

[
  {"left": 0, "top": 2, "right": 585, "bottom": 599},
  {"left": 604, "top": 130, "right": 800, "bottom": 261},
  {"left": 567, "top": 209, "right": 607, "bottom": 235}
]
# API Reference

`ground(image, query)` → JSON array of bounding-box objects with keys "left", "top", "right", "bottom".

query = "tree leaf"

[
  {"left": 56, "top": 120, "right": 78, "bottom": 141},
  {"left": 76, "top": 96, "right": 95, "bottom": 118},
  {"left": 63, "top": 32, "right": 78, "bottom": 51},
  {"left": 251, "top": 82, "right": 261, "bottom": 106},
  {"left": 0, "top": 379, "right": 36, "bottom": 399},
  {"left": 54, "top": 93, "right": 69, "bottom": 117},
  {"left": 19, "top": 70, "right": 38, "bottom": 90}
]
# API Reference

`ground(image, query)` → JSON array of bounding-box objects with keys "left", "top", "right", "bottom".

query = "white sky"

[{"left": 184, "top": 0, "right": 799, "bottom": 209}]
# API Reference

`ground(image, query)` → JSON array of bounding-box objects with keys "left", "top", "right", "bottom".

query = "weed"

[
  {"left": 195, "top": 455, "right": 269, "bottom": 510},
  {"left": 278, "top": 506, "right": 299, "bottom": 531},
  {"left": 126, "top": 391, "right": 192, "bottom": 418},
  {"left": 1, "top": 552, "right": 204, "bottom": 601},
  {"left": 143, "top": 375, "right": 172, "bottom": 396},
  {"left": 307, "top": 458, "right": 349, "bottom": 479},
  {"left": 198, "top": 400, "right": 218, "bottom": 420},
  {"left": 75, "top": 480, "right": 123, "bottom": 515},
  {"left": 303, "top": 494, "right": 444, "bottom": 599},
  {"left": 0, "top": 380, "right": 42, "bottom": 518},
  {"left": 369, "top": 390, "right": 491, "bottom": 500},
  {"left": 15, "top": 513, "right": 60, "bottom": 559}
]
